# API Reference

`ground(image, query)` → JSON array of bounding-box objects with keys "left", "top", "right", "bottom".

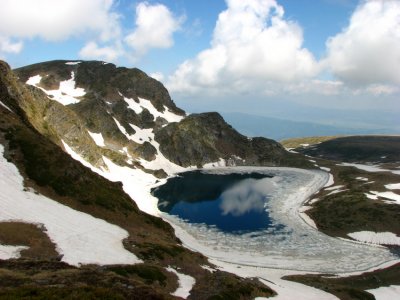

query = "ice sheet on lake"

[{"left": 162, "top": 167, "right": 398, "bottom": 273}]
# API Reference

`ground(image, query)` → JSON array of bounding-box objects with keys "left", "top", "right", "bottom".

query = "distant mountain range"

[{"left": 221, "top": 112, "right": 397, "bottom": 141}]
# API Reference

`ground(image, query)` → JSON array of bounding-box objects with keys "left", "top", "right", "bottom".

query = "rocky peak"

[{"left": 14, "top": 60, "right": 184, "bottom": 115}]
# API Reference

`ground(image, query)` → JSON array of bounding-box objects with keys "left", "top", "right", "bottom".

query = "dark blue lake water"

[{"left": 152, "top": 171, "right": 284, "bottom": 234}]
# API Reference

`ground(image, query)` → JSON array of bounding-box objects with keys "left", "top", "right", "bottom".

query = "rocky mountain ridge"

[{"left": 10, "top": 60, "right": 311, "bottom": 177}]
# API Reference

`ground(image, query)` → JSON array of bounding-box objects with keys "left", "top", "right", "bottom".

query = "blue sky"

[{"left": 0, "top": 0, "right": 399, "bottom": 131}]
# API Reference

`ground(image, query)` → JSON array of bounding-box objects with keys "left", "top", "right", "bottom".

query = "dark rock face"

[{"left": 155, "top": 112, "right": 312, "bottom": 168}]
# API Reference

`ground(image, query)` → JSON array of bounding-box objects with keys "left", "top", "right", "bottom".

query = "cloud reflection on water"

[{"left": 220, "top": 177, "right": 279, "bottom": 216}]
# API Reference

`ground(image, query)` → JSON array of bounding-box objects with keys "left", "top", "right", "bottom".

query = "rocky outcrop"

[{"left": 155, "top": 112, "right": 311, "bottom": 168}]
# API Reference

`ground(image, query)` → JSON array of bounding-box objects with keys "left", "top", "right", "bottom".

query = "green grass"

[
  {"left": 108, "top": 265, "right": 167, "bottom": 286},
  {"left": 280, "top": 136, "right": 340, "bottom": 148},
  {"left": 0, "top": 287, "right": 126, "bottom": 300},
  {"left": 298, "top": 135, "right": 400, "bottom": 163}
]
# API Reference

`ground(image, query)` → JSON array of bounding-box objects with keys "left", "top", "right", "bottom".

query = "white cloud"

[
  {"left": 149, "top": 72, "right": 165, "bottom": 82},
  {"left": 79, "top": 41, "right": 122, "bottom": 62},
  {"left": 125, "top": 2, "right": 183, "bottom": 56},
  {"left": 0, "top": 36, "right": 23, "bottom": 54},
  {"left": 0, "top": 0, "right": 120, "bottom": 42},
  {"left": 287, "top": 80, "right": 344, "bottom": 96},
  {"left": 168, "top": 0, "right": 319, "bottom": 95},
  {"left": 325, "top": 0, "right": 400, "bottom": 86},
  {"left": 366, "top": 84, "right": 399, "bottom": 96}
]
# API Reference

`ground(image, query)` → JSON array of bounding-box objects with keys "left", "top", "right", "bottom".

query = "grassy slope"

[
  {"left": 308, "top": 160, "right": 400, "bottom": 237},
  {"left": 298, "top": 135, "right": 400, "bottom": 163},
  {"left": 280, "top": 136, "right": 341, "bottom": 149},
  {"left": 284, "top": 136, "right": 400, "bottom": 299}
]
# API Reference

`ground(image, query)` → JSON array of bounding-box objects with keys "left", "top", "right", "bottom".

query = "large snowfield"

[{"left": 0, "top": 144, "right": 142, "bottom": 266}]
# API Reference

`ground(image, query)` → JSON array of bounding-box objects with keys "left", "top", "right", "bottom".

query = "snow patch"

[
  {"left": 62, "top": 141, "right": 98, "bottom": 172},
  {"left": 385, "top": 183, "right": 400, "bottom": 190},
  {"left": 0, "top": 244, "right": 29, "bottom": 260},
  {"left": 113, "top": 118, "right": 136, "bottom": 142},
  {"left": 88, "top": 131, "right": 105, "bottom": 147},
  {"left": 326, "top": 189, "right": 348, "bottom": 196},
  {"left": 203, "top": 158, "right": 227, "bottom": 168},
  {"left": 325, "top": 185, "right": 344, "bottom": 191},
  {"left": 65, "top": 61, "right": 81, "bottom": 65},
  {"left": 26, "top": 72, "right": 86, "bottom": 105},
  {"left": 319, "top": 166, "right": 330, "bottom": 172},
  {"left": 365, "top": 193, "right": 379, "bottom": 200},
  {"left": 201, "top": 265, "right": 216, "bottom": 273},
  {"left": 348, "top": 231, "right": 400, "bottom": 246},
  {"left": 26, "top": 74, "right": 42, "bottom": 85},
  {"left": 367, "top": 285, "right": 400, "bottom": 300},
  {"left": 120, "top": 93, "right": 184, "bottom": 123},
  {"left": 0, "top": 100, "right": 13, "bottom": 113},
  {"left": 122, "top": 96, "right": 143, "bottom": 114},
  {"left": 338, "top": 163, "right": 400, "bottom": 175},
  {"left": 129, "top": 123, "right": 154, "bottom": 144},
  {"left": 356, "top": 177, "right": 369, "bottom": 182},
  {"left": 136, "top": 130, "right": 195, "bottom": 175},
  {"left": 324, "top": 173, "right": 334, "bottom": 187},
  {"left": 0, "top": 144, "right": 141, "bottom": 266},
  {"left": 166, "top": 267, "right": 195, "bottom": 299},
  {"left": 370, "top": 191, "right": 400, "bottom": 204}
]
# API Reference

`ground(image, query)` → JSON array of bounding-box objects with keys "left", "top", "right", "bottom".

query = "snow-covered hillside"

[{"left": 0, "top": 144, "right": 141, "bottom": 266}]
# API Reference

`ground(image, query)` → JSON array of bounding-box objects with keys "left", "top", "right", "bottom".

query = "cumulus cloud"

[
  {"left": 325, "top": 0, "right": 400, "bottom": 86},
  {"left": 0, "top": 36, "right": 23, "bottom": 54},
  {"left": 168, "top": 0, "right": 318, "bottom": 95},
  {"left": 0, "top": 0, "right": 120, "bottom": 42},
  {"left": 149, "top": 72, "right": 165, "bottom": 82},
  {"left": 79, "top": 41, "right": 122, "bottom": 62},
  {"left": 125, "top": 2, "right": 183, "bottom": 56}
]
